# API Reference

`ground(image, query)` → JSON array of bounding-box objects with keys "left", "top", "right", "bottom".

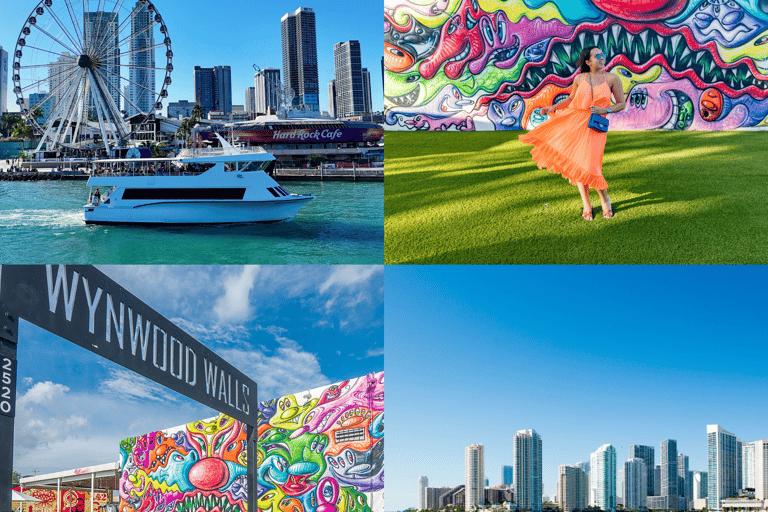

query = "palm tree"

[{"left": 191, "top": 103, "right": 205, "bottom": 121}]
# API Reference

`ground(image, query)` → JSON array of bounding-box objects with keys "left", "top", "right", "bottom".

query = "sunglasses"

[{"left": 594, "top": 53, "right": 606, "bottom": 60}]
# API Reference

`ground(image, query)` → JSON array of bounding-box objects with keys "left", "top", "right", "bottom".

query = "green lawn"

[{"left": 385, "top": 130, "right": 768, "bottom": 264}]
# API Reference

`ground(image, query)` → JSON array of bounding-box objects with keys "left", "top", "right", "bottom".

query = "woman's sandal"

[{"left": 582, "top": 208, "right": 594, "bottom": 221}]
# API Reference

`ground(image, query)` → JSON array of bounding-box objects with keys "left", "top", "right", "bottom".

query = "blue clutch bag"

[{"left": 588, "top": 113, "right": 609, "bottom": 132}]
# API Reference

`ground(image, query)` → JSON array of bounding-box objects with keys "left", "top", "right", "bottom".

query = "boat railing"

[
  {"left": 89, "top": 167, "right": 208, "bottom": 178},
  {"left": 177, "top": 146, "right": 267, "bottom": 158}
]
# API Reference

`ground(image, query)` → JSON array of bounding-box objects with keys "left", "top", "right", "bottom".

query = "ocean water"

[{"left": 0, "top": 180, "right": 383, "bottom": 264}]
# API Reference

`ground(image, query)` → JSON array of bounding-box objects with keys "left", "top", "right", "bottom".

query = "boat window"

[
  {"left": 267, "top": 188, "right": 280, "bottom": 197},
  {"left": 240, "top": 161, "right": 271, "bottom": 172},
  {"left": 277, "top": 186, "right": 290, "bottom": 196}
]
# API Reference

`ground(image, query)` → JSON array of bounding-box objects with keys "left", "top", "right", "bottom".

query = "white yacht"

[{"left": 83, "top": 139, "right": 313, "bottom": 225}]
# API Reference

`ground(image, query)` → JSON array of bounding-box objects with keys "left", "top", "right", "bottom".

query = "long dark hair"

[{"left": 575, "top": 46, "right": 600, "bottom": 73}]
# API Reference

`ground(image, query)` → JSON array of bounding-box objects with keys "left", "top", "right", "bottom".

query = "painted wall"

[
  {"left": 118, "top": 372, "right": 384, "bottom": 512},
  {"left": 12, "top": 488, "right": 109, "bottom": 512},
  {"left": 384, "top": 0, "right": 768, "bottom": 131}
]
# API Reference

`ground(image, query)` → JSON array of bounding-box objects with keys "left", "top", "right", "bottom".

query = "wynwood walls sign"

[{"left": 0, "top": 265, "right": 259, "bottom": 512}]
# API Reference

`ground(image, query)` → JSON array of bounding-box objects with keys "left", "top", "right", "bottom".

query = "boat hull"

[{"left": 83, "top": 197, "right": 313, "bottom": 225}]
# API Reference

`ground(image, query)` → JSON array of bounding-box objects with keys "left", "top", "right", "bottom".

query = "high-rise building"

[
  {"left": 678, "top": 453, "right": 691, "bottom": 508},
  {"left": 559, "top": 465, "right": 588, "bottom": 512},
  {"left": 254, "top": 68, "right": 281, "bottom": 115},
  {"left": 618, "top": 468, "right": 625, "bottom": 506},
  {"left": 630, "top": 446, "right": 655, "bottom": 498},
  {"left": 466, "top": 444, "right": 485, "bottom": 510},
  {"left": 503, "top": 465, "right": 514, "bottom": 487},
  {"left": 661, "top": 439, "right": 678, "bottom": 506},
  {"left": 281, "top": 7, "right": 319, "bottom": 112},
  {"left": 625, "top": 458, "right": 648, "bottom": 511},
  {"left": 28, "top": 92, "right": 53, "bottom": 123},
  {"left": 362, "top": 67, "right": 372, "bottom": 114},
  {"left": 427, "top": 487, "right": 452, "bottom": 509},
  {"left": 591, "top": 444, "right": 617, "bottom": 512},
  {"left": 515, "top": 429, "right": 543, "bottom": 512},
  {"left": 692, "top": 471, "right": 708, "bottom": 500},
  {"left": 48, "top": 53, "right": 73, "bottom": 118},
  {"left": 328, "top": 79, "right": 337, "bottom": 118},
  {"left": 333, "top": 40, "right": 365, "bottom": 118},
  {"left": 655, "top": 465, "right": 661, "bottom": 497},
  {"left": 743, "top": 442, "right": 756, "bottom": 490},
  {"left": 754, "top": 440, "right": 768, "bottom": 500},
  {"left": 0, "top": 46, "right": 8, "bottom": 114},
  {"left": 84, "top": 12, "right": 120, "bottom": 113},
  {"left": 419, "top": 476, "right": 428, "bottom": 510},
  {"left": 194, "top": 66, "right": 231, "bottom": 114},
  {"left": 708, "top": 425, "right": 740, "bottom": 510},
  {"left": 128, "top": 0, "right": 155, "bottom": 116},
  {"left": 245, "top": 87, "right": 256, "bottom": 114},
  {"left": 578, "top": 461, "right": 591, "bottom": 484}
]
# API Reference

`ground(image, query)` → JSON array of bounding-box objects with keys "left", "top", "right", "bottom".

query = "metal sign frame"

[{"left": 0, "top": 265, "right": 258, "bottom": 512}]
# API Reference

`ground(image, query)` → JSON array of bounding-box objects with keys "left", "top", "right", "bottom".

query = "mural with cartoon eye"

[
  {"left": 118, "top": 373, "right": 383, "bottom": 512},
  {"left": 384, "top": 0, "right": 768, "bottom": 130}
]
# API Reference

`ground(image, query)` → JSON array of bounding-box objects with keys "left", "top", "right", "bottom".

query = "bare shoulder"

[
  {"left": 606, "top": 72, "right": 622, "bottom": 86},
  {"left": 573, "top": 73, "right": 585, "bottom": 84}
]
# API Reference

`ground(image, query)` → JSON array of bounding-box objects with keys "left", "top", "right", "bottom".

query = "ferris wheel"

[{"left": 11, "top": 0, "right": 173, "bottom": 154}]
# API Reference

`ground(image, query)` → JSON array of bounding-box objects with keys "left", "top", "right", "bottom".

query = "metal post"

[
  {"left": 90, "top": 473, "right": 94, "bottom": 512},
  {"left": 0, "top": 272, "right": 18, "bottom": 512},
  {"left": 57, "top": 479, "right": 60, "bottom": 512},
  {"left": 246, "top": 423, "right": 257, "bottom": 512}
]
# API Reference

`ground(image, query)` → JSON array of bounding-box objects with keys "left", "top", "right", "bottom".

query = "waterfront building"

[
  {"left": 578, "top": 461, "right": 591, "bottom": 485},
  {"left": 0, "top": 46, "right": 7, "bottom": 114},
  {"left": 708, "top": 425, "right": 740, "bottom": 510},
  {"left": 84, "top": 12, "right": 120, "bottom": 112},
  {"left": 362, "top": 67, "right": 372, "bottom": 113},
  {"left": 245, "top": 87, "right": 256, "bottom": 114},
  {"left": 28, "top": 92, "right": 53, "bottom": 123},
  {"left": 440, "top": 485, "right": 465, "bottom": 508},
  {"left": 194, "top": 66, "right": 214, "bottom": 114},
  {"left": 631, "top": 445, "right": 656, "bottom": 498},
  {"left": 281, "top": 7, "right": 319, "bottom": 112},
  {"left": 515, "top": 429, "right": 543, "bottom": 512},
  {"left": 591, "top": 444, "right": 617, "bottom": 512},
  {"left": 48, "top": 53, "right": 73, "bottom": 117},
  {"left": 503, "top": 465, "right": 514, "bottom": 487},
  {"left": 662, "top": 439, "right": 679, "bottom": 507},
  {"left": 419, "top": 476, "right": 428, "bottom": 509},
  {"left": 559, "top": 465, "right": 588, "bottom": 512},
  {"left": 693, "top": 471, "right": 709, "bottom": 500},
  {"left": 129, "top": 0, "right": 155, "bottom": 116},
  {"left": 656, "top": 465, "right": 661, "bottom": 497},
  {"left": 626, "top": 458, "right": 648, "bottom": 511},
  {"left": 328, "top": 79, "right": 337, "bottom": 118},
  {"left": 168, "top": 100, "right": 195, "bottom": 119},
  {"left": 466, "top": 444, "right": 485, "bottom": 509},
  {"left": 618, "top": 468, "right": 625, "bottom": 506},
  {"left": 333, "top": 41, "right": 365, "bottom": 118},
  {"left": 254, "top": 68, "right": 281, "bottom": 115},
  {"left": 745, "top": 442, "right": 757, "bottom": 491},
  {"left": 679, "top": 453, "right": 691, "bottom": 508},
  {"left": 194, "top": 66, "right": 231, "bottom": 114},
  {"left": 427, "top": 487, "right": 452, "bottom": 509},
  {"left": 755, "top": 440, "right": 768, "bottom": 500}
]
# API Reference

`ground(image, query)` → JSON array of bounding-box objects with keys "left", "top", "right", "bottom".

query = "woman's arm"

[
  {"left": 542, "top": 74, "right": 581, "bottom": 115},
  {"left": 595, "top": 73, "right": 626, "bottom": 115}
]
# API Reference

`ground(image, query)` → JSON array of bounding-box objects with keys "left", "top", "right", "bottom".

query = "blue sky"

[
  {"left": 385, "top": 266, "right": 768, "bottom": 511},
  {"left": 12, "top": 265, "right": 383, "bottom": 476},
  {"left": 0, "top": 0, "right": 383, "bottom": 115}
]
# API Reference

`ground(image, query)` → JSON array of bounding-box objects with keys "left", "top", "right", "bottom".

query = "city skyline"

[
  {"left": 386, "top": 266, "right": 768, "bottom": 512},
  {"left": 0, "top": 0, "right": 383, "bottom": 116}
]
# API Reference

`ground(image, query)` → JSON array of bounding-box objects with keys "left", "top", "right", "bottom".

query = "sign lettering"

[{"left": 0, "top": 356, "right": 15, "bottom": 417}]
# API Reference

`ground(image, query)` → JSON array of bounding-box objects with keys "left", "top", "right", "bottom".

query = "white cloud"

[
  {"left": 364, "top": 346, "right": 385, "bottom": 358},
  {"left": 100, "top": 368, "right": 176, "bottom": 402},
  {"left": 213, "top": 266, "right": 262, "bottom": 323},
  {"left": 18, "top": 381, "right": 70, "bottom": 405},
  {"left": 171, "top": 317, "right": 251, "bottom": 346},
  {"left": 319, "top": 266, "right": 382, "bottom": 294}
]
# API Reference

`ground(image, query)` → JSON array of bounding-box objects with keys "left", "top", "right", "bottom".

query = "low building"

[{"left": 167, "top": 100, "right": 196, "bottom": 119}]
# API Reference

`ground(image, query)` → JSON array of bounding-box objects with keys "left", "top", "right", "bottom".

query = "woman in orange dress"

[{"left": 519, "top": 46, "right": 626, "bottom": 220}]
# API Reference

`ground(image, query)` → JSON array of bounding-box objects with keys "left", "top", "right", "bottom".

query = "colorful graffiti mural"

[
  {"left": 12, "top": 488, "right": 109, "bottom": 512},
  {"left": 118, "top": 372, "right": 383, "bottom": 512},
  {"left": 384, "top": 0, "right": 768, "bottom": 130}
]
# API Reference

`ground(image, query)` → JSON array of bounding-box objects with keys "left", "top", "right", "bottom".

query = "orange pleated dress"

[{"left": 518, "top": 76, "right": 612, "bottom": 190}]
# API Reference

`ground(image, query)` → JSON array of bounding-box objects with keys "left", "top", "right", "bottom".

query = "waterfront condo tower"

[
  {"left": 624, "top": 458, "right": 648, "bottom": 511},
  {"left": 281, "top": 7, "right": 319, "bottom": 112},
  {"left": 559, "top": 465, "right": 588, "bottom": 512},
  {"left": 661, "top": 439, "right": 678, "bottom": 508},
  {"left": 707, "top": 425, "right": 739, "bottom": 510},
  {"left": 465, "top": 444, "right": 484, "bottom": 510},
  {"left": 503, "top": 465, "right": 513, "bottom": 487},
  {"left": 419, "top": 476, "right": 428, "bottom": 510},
  {"left": 254, "top": 68, "right": 281, "bottom": 115},
  {"left": 590, "top": 444, "right": 617, "bottom": 512},
  {"left": 333, "top": 40, "right": 366, "bottom": 118},
  {"left": 128, "top": 0, "right": 155, "bottom": 116},
  {"left": 0, "top": 46, "right": 7, "bottom": 114},
  {"left": 630, "top": 445, "right": 655, "bottom": 498},
  {"left": 515, "top": 429, "right": 543, "bottom": 512}
]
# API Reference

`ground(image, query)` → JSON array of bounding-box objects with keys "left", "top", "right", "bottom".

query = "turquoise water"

[{"left": 0, "top": 180, "right": 383, "bottom": 264}]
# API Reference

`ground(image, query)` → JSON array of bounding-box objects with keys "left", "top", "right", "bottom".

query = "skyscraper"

[
  {"left": 590, "top": 444, "right": 616, "bottom": 512},
  {"left": 465, "top": 444, "right": 484, "bottom": 510},
  {"left": 503, "top": 465, "right": 514, "bottom": 487},
  {"left": 753, "top": 440, "right": 768, "bottom": 500},
  {"left": 630, "top": 445, "right": 655, "bottom": 498},
  {"left": 743, "top": 442, "right": 756, "bottom": 490},
  {"left": 419, "top": 476, "right": 428, "bottom": 510},
  {"left": 0, "top": 46, "right": 8, "bottom": 114},
  {"left": 48, "top": 53, "right": 73, "bottom": 118},
  {"left": 515, "top": 429, "right": 543, "bottom": 512},
  {"left": 692, "top": 471, "right": 708, "bottom": 500},
  {"left": 328, "top": 79, "right": 337, "bottom": 118},
  {"left": 254, "top": 68, "right": 281, "bottom": 115},
  {"left": 129, "top": 0, "right": 155, "bottom": 116},
  {"left": 708, "top": 425, "right": 740, "bottom": 510},
  {"left": 281, "top": 7, "right": 319, "bottom": 112},
  {"left": 559, "top": 465, "right": 588, "bottom": 512},
  {"left": 362, "top": 67, "right": 372, "bottom": 114},
  {"left": 661, "top": 439, "right": 678, "bottom": 507},
  {"left": 678, "top": 453, "right": 691, "bottom": 508},
  {"left": 333, "top": 41, "right": 366, "bottom": 118},
  {"left": 194, "top": 66, "right": 231, "bottom": 114},
  {"left": 625, "top": 458, "right": 648, "bottom": 511},
  {"left": 84, "top": 12, "right": 120, "bottom": 113}
]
